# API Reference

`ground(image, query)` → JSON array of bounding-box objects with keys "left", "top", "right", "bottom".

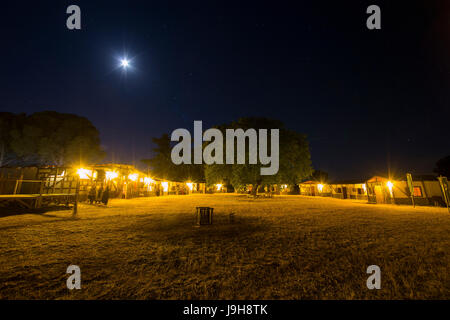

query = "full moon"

[{"left": 120, "top": 59, "right": 130, "bottom": 68}]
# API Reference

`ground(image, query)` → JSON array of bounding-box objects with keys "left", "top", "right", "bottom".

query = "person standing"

[
  {"left": 97, "top": 185, "right": 104, "bottom": 204},
  {"left": 88, "top": 185, "right": 96, "bottom": 204},
  {"left": 102, "top": 186, "right": 110, "bottom": 205}
]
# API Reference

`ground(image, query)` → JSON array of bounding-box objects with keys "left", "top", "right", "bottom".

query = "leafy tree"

[
  {"left": 204, "top": 161, "right": 232, "bottom": 186},
  {"left": 142, "top": 134, "right": 173, "bottom": 180},
  {"left": 204, "top": 117, "right": 312, "bottom": 195},
  {"left": 0, "top": 112, "right": 26, "bottom": 166},
  {"left": 142, "top": 134, "right": 204, "bottom": 182},
  {"left": 434, "top": 155, "right": 450, "bottom": 178},
  {"left": 143, "top": 118, "right": 311, "bottom": 189},
  {"left": 310, "top": 169, "right": 329, "bottom": 182},
  {"left": 1, "top": 111, "right": 105, "bottom": 166}
]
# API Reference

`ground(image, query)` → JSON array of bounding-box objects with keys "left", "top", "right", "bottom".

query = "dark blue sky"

[{"left": 1, "top": 0, "right": 449, "bottom": 179}]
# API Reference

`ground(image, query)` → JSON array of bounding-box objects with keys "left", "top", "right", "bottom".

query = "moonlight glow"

[{"left": 120, "top": 58, "right": 130, "bottom": 68}]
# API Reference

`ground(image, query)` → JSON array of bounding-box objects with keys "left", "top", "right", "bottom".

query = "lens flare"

[{"left": 121, "top": 59, "right": 129, "bottom": 68}]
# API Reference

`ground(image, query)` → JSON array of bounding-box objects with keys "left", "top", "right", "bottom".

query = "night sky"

[{"left": 1, "top": 1, "right": 449, "bottom": 180}]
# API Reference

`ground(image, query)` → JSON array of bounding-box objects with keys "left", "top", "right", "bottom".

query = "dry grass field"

[{"left": 0, "top": 194, "right": 449, "bottom": 299}]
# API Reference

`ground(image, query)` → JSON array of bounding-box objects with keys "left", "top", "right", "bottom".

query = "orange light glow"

[
  {"left": 144, "top": 177, "right": 154, "bottom": 185},
  {"left": 77, "top": 168, "right": 92, "bottom": 180},
  {"left": 106, "top": 171, "right": 119, "bottom": 180},
  {"left": 128, "top": 173, "right": 138, "bottom": 182},
  {"left": 317, "top": 184, "right": 324, "bottom": 192},
  {"left": 387, "top": 181, "right": 394, "bottom": 196}
]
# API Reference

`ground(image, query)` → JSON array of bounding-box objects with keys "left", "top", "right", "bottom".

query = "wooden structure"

[
  {"left": 75, "top": 163, "right": 205, "bottom": 199},
  {"left": 366, "top": 175, "right": 447, "bottom": 206},
  {"left": 0, "top": 164, "right": 207, "bottom": 210},
  {"left": 75, "top": 164, "right": 149, "bottom": 199},
  {"left": 295, "top": 175, "right": 449, "bottom": 207},
  {"left": 0, "top": 193, "right": 76, "bottom": 209},
  {"left": 0, "top": 166, "right": 77, "bottom": 209}
]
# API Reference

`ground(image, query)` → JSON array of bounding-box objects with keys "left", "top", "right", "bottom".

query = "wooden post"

[
  {"left": 59, "top": 168, "right": 64, "bottom": 194},
  {"left": 17, "top": 170, "right": 24, "bottom": 194},
  {"left": 437, "top": 176, "right": 450, "bottom": 213},
  {"left": 69, "top": 175, "right": 73, "bottom": 194},
  {"left": 72, "top": 178, "right": 80, "bottom": 216},
  {"left": 406, "top": 174, "right": 415, "bottom": 207},
  {"left": 35, "top": 180, "right": 44, "bottom": 209},
  {"left": 421, "top": 180, "right": 429, "bottom": 206},
  {"left": 52, "top": 168, "right": 57, "bottom": 194},
  {"left": 13, "top": 179, "right": 19, "bottom": 195}
]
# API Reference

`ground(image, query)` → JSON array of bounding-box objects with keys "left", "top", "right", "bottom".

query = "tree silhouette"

[
  {"left": 141, "top": 134, "right": 204, "bottom": 182},
  {"left": 204, "top": 117, "right": 312, "bottom": 195},
  {"left": 434, "top": 155, "right": 450, "bottom": 178},
  {"left": 1, "top": 111, "right": 105, "bottom": 166}
]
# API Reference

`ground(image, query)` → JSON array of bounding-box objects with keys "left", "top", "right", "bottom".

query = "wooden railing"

[{"left": 13, "top": 179, "right": 44, "bottom": 195}]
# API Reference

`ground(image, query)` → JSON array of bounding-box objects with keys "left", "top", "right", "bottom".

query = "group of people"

[{"left": 88, "top": 184, "right": 110, "bottom": 206}]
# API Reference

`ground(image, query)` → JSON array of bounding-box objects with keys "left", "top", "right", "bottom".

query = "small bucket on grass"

[{"left": 196, "top": 207, "right": 213, "bottom": 225}]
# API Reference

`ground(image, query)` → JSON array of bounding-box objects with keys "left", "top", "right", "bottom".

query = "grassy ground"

[{"left": 0, "top": 194, "right": 449, "bottom": 299}]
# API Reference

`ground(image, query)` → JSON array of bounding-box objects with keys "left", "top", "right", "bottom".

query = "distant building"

[
  {"left": 299, "top": 175, "right": 448, "bottom": 207},
  {"left": 299, "top": 180, "right": 331, "bottom": 197},
  {"left": 76, "top": 163, "right": 205, "bottom": 199},
  {"left": 366, "top": 175, "right": 445, "bottom": 206},
  {"left": 0, "top": 163, "right": 206, "bottom": 200},
  {"left": 328, "top": 179, "right": 368, "bottom": 200}
]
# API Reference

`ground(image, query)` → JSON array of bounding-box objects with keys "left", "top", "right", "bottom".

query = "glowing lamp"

[
  {"left": 106, "top": 171, "right": 119, "bottom": 180},
  {"left": 317, "top": 184, "right": 324, "bottom": 192},
  {"left": 77, "top": 168, "right": 92, "bottom": 180},
  {"left": 128, "top": 173, "right": 138, "bottom": 182},
  {"left": 387, "top": 181, "right": 394, "bottom": 197},
  {"left": 144, "top": 177, "right": 154, "bottom": 185},
  {"left": 216, "top": 184, "right": 223, "bottom": 191},
  {"left": 186, "top": 183, "right": 194, "bottom": 191},
  {"left": 161, "top": 182, "right": 169, "bottom": 192}
]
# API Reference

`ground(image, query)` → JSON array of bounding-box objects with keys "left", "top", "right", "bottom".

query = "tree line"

[
  {"left": 142, "top": 117, "right": 314, "bottom": 193},
  {"left": 1, "top": 112, "right": 448, "bottom": 189},
  {"left": 0, "top": 111, "right": 104, "bottom": 167}
]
